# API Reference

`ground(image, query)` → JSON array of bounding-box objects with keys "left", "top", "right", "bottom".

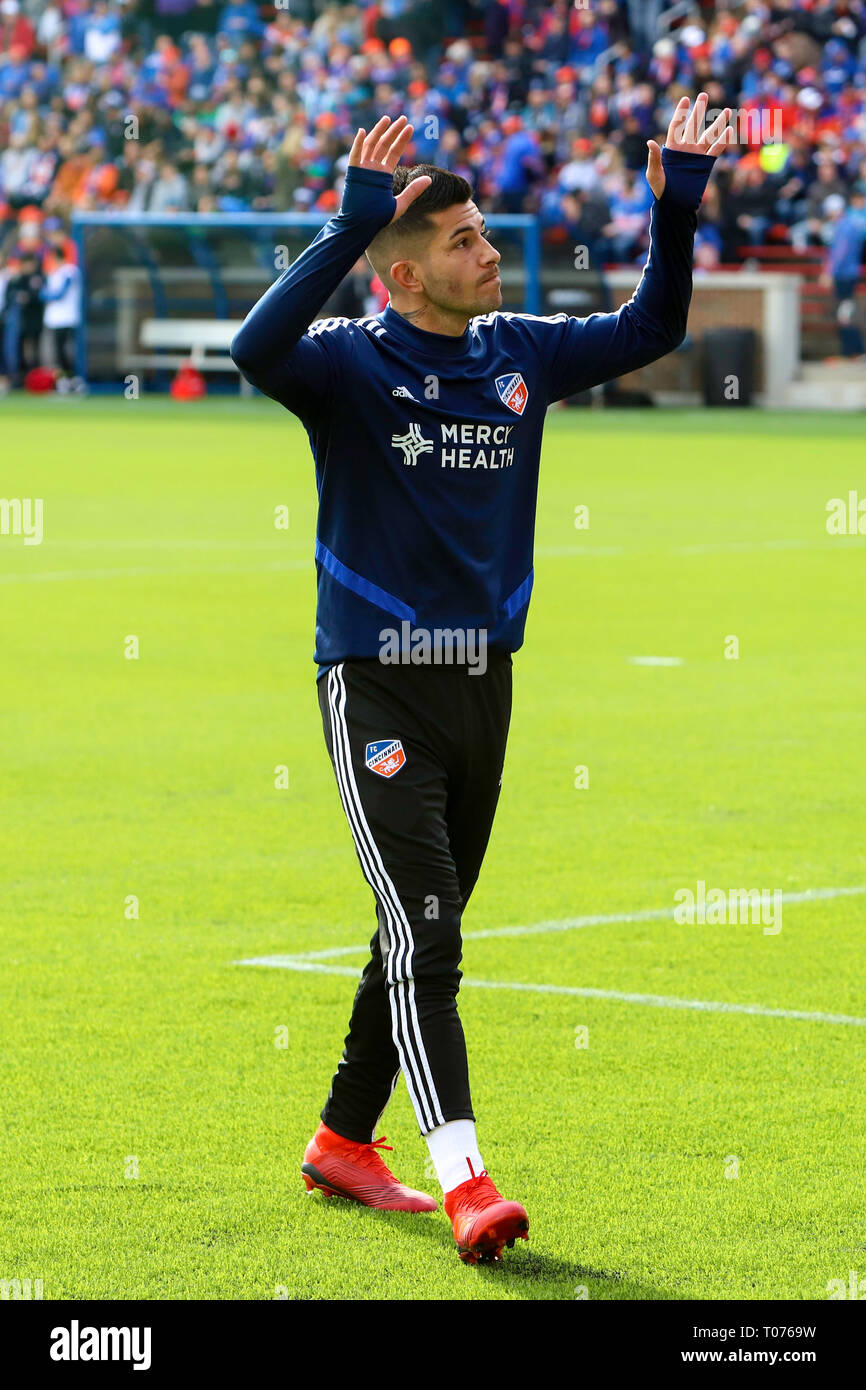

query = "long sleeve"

[
  {"left": 230, "top": 164, "right": 396, "bottom": 415},
  {"left": 534, "top": 147, "right": 716, "bottom": 403},
  {"left": 41, "top": 266, "right": 73, "bottom": 302}
]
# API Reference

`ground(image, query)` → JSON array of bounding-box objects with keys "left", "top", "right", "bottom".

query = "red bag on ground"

[
  {"left": 24, "top": 367, "right": 58, "bottom": 392},
  {"left": 170, "top": 364, "right": 206, "bottom": 399}
]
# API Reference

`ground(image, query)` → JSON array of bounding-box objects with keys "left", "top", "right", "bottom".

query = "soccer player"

[{"left": 231, "top": 95, "right": 731, "bottom": 1264}]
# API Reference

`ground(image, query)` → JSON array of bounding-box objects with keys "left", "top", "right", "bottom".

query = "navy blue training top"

[{"left": 230, "top": 148, "right": 715, "bottom": 676}]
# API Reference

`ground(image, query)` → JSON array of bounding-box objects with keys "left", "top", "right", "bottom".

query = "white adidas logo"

[{"left": 391, "top": 385, "right": 418, "bottom": 400}]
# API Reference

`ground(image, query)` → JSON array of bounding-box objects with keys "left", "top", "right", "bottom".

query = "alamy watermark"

[
  {"left": 826, "top": 491, "right": 866, "bottom": 535},
  {"left": 827, "top": 1270, "right": 866, "bottom": 1299},
  {"left": 704, "top": 107, "right": 783, "bottom": 145},
  {"left": 1, "top": 1277, "right": 43, "bottom": 1299},
  {"left": 0, "top": 497, "right": 43, "bottom": 545},
  {"left": 379, "top": 622, "right": 488, "bottom": 674},
  {"left": 49, "top": 1322, "right": 152, "bottom": 1370},
  {"left": 674, "top": 881, "right": 782, "bottom": 935}
]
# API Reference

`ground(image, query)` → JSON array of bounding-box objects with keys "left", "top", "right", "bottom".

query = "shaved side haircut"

[{"left": 365, "top": 164, "right": 474, "bottom": 289}]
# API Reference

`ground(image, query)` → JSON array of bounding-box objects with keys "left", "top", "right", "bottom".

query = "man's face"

[{"left": 399, "top": 201, "right": 501, "bottom": 317}]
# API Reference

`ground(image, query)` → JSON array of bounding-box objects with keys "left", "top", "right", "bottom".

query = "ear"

[{"left": 389, "top": 259, "right": 423, "bottom": 295}]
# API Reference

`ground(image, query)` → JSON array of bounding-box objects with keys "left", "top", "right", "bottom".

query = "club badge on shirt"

[
  {"left": 495, "top": 371, "right": 528, "bottom": 415},
  {"left": 364, "top": 739, "right": 406, "bottom": 778}
]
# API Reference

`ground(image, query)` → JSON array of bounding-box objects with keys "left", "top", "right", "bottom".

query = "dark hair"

[
  {"left": 391, "top": 163, "right": 473, "bottom": 231},
  {"left": 366, "top": 164, "right": 474, "bottom": 283}
]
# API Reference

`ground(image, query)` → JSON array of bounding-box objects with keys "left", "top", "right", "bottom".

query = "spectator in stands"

[
  {"left": 17, "top": 132, "right": 60, "bottom": 207},
  {"left": 124, "top": 156, "right": 158, "bottom": 213},
  {"left": 1, "top": 203, "right": 47, "bottom": 268},
  {"left": 623, "top": 0, "right": 664, "bottom": 51},
  {"left": 324, "top": 253, "right": 381, "bottom": 319},
  {"left": 2, "top": 0, "right": 866, "bottom": 378},
  {"left": 493, "top": 116, "right": 545, "bottom": 213},
  {"left": 251, "top": 148, "right": 279, "bottom": 210},
  {"left": 148, "top": 161, "right": 190, "bottom": 213},
  {"left": 217, "top": 0, "right": 265, "bottom": 45},
  {"left": 82, "top": 1, "right": 122, "bottom": 63},
  {"left": 789, "top": 155, "right": 850, "bottom": 250},
  {"left": 556, "top": 187, "right": 611, "bottom": 267},
  {"left": 722, "top": 163, "right": 777, "bottom": 256},
  {"left": 558, "top": 137, "right": 604, "bottom": 197},
  {"left": 46, "top": 135, "right": 96, "bottom": 215},
  {"left": 603, "top": 166, "right": 653, "bottom": 263},
  {"left": 484, "top": 0, "right": 510, "bottom": 61},
  {"left": 0, "top": 131, "right": 35, "bottom": 208},
  {"left": 773, "top": 140, "right": 816, "bottom": 227},
  {"left": 192, "top": 125, "right": 225, "bottom": 169},
  {"left": 0, "top": 0, "right": 36, "bottom": 59},
  {"left": 694, "top": 181, "right": 724, "bottom": 271},
  {"left": 148, "top": 2, "right": 203, "bottom": 43},
  {"left": 189, "top": 162, "right": 213, "bottom": 210},
  {"left": 551, "top": 139, "right": 611, "bottom": 262}
]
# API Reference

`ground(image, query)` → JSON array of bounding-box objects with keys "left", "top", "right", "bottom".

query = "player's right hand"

[{"left": 347, "top": 115, "right": 431, "bottom": 225}]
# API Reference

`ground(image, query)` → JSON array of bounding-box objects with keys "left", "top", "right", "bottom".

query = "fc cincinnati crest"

[
  {"left": 494, "top": 371, "right": 528, "bottom": 415},
  {"left": 364, "top": 739, "right": 406, "bottom": 778}
]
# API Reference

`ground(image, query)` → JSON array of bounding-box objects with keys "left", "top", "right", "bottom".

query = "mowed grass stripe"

[{"left": 1, "top": 399, "right": 863, "bottom": 1299}]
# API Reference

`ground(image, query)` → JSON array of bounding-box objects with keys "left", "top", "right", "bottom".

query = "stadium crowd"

[{"left": 2, "top": 0, "right": 866, "bottom": 384}]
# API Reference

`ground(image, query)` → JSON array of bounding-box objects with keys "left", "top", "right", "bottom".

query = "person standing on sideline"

[
  {"left": 41, "top": 225, "right": 83, "bottom": 382},
  {"left": 820, "top": 192, "right": 866, "bottom": 360},
  {"left": 6, "top": 250, "right": 45, "bottom": 383}
]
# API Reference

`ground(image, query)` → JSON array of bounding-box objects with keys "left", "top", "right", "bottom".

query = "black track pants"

[{"left": 317, "top": 654, "right": 512, "bottom": 1141}]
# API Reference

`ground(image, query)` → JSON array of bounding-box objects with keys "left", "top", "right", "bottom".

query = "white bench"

[{"left": 140, "top": 318, "right": 253, "bottom": 395}]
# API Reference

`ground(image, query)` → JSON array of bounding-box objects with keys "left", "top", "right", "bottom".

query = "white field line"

[
  {"left": 234, "top": 883, "right": 866, "bottom": 1028},
  {"left": 0, "top": 559, "right": 312, "bottom": 584},
  {"left": 235, "top": 958, "right": 866, "bottom": 1028},
  {"left": 24, "top": 539, "right": 304, "bottom": 550},
  {"left": 673, "top": 536, "right": 866, "bottom": 555},
  {"left": 539, "top": 536, "right": 861, "bottom": 558},
  {"left": 3, "top": 536, "right": 864, "bottom": 583},
  {"left": 273, "top": 884, "right": 866, "bottom": 953},
  {"left": 535, "top": 538, "right": 866, "bottom": 557}
]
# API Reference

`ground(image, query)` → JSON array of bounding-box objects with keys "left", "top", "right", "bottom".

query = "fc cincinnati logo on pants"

[{"left": 364, "top": 739, "right": 406, "bottom": 778}]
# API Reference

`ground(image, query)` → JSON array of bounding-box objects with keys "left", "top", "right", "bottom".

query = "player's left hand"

[{"left": 646, "top": 94, "right": 733, "bottom": 199}]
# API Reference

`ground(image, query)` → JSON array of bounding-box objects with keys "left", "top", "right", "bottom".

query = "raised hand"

[
  {"left": 347, "top": 115, "right": 432, "bottom": 224},
  {"left": 646, "top": 93, "right": 733, "bottom": 199}
]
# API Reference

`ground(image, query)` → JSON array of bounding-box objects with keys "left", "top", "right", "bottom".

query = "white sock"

[{"left": 425, "top": 1119, "right": 484, "bottom": 1194}]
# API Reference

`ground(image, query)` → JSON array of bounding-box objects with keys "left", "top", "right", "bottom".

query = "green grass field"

[{"left": 1, "top": 397, "right": 864, "bottom": 1301}]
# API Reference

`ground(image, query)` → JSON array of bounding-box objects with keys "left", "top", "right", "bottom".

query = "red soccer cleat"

[
  {"left": 301, "top": 1122, "right": 438, "bottom": 1212},
  {"left": 444, "top": 1169, "right": 529, "bottom": 1264}
]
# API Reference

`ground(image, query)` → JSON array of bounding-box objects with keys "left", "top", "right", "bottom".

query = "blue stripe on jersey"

[
  {"left": 502, "top": 568, "right": 534, "bottom": 619},
  {"left": 315, "top": 539, "right": 417, "bottom": 623}
]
